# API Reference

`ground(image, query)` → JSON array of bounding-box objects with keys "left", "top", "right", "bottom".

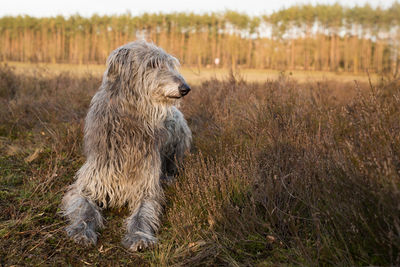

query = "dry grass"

[
  {"left": 0, "top": 64, "right": 399, "bottom": 266},
  {"left": 4, "top": 61, "right": 379, "bottom": 84}
]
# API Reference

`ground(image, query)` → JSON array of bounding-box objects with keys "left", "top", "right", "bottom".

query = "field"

[
  {"left": 6, "top": 62, "right": 379, "bottom": 84},
  {"left": 0, "top": 64, "right": 399, "bottom": 266}
]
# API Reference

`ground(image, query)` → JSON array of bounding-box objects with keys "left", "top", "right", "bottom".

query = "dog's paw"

[
  {"left": 66, "top": 223, "right": 98, "bottom": 246},
  {"left": 122, "top": 231, "right": 157, "bottom": 251}
]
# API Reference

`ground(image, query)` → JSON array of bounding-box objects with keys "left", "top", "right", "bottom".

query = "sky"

[{"left": 0, "top": 0, "right": 396, "bottom": 17}]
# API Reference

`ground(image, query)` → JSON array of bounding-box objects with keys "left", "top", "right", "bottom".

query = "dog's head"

[{"left": 105, "top": 40, "right": 190, "bottom": 104}]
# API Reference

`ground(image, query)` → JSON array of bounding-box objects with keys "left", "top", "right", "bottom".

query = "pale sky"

[{"left": 0, "top": 0, "right": 396, "bottom": 17}]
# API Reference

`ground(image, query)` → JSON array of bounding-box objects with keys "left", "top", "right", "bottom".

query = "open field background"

[
  {"left": 0, "top": 64, "right": 399, "bottom": 266},
  {"left": 5, "top": 62, "right": 380, "bottom": 84}
]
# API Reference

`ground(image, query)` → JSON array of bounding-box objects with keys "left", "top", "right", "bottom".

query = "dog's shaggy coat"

[{"left": 61, "top": 40, "right": 192, "bottom": 251}]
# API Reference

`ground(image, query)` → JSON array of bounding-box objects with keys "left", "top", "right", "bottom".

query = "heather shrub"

[{"left": 0, "top": 65, "right": 398, "bottom": 266}]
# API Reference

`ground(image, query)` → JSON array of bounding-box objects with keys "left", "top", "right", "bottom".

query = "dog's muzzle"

[{"left": 178, "top": 82, "right": 191, "bottom": 97}]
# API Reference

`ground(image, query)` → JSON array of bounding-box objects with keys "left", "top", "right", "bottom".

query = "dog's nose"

[{"left": 178, "top": 82, "right": 191, "bottom": 96}]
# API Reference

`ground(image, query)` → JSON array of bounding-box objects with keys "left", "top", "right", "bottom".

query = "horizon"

[{"left": 1, "top": 0, "right": 396, "bottom": 18}]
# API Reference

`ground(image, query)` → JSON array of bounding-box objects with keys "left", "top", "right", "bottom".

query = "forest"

[{"left": 1, "top": 3, "right": 400, "bottom": 73}]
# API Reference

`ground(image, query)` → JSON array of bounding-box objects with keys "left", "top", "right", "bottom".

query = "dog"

[{"left": 61, "top": 40, "right": 192, "bottom": 251}]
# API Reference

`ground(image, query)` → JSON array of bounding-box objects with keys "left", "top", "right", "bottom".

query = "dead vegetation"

[{"left": 0, "top": 64, "right": 399, "bottom": 266}]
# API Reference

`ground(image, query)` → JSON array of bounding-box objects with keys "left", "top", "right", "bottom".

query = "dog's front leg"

[
  {"left": 61, "top": 185, "right": 104, "bottom": 245},
  {"left": 122, "top": 197, "right": 162, "bottom": 251}
]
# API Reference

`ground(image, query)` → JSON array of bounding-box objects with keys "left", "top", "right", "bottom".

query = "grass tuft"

[{"left": 0, "top": 64, "right": 399, "bottom": 266}]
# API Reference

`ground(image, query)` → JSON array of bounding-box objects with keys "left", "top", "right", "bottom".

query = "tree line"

[{"left": 1, "top": 3, "right": 400, "bottom": 73}]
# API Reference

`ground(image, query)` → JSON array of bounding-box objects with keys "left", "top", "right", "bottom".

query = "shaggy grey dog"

[{"left": 61, "top": 40, "right": 192, "bottom": 251}]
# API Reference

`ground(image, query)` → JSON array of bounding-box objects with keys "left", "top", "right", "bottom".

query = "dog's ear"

[{"left": 106, "top": 48, "right": 130, "bottom": 82}]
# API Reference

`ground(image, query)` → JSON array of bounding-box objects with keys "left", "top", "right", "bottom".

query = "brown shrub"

[{"left": 0, "top": 65, "right": 398, "bottom": 266}]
